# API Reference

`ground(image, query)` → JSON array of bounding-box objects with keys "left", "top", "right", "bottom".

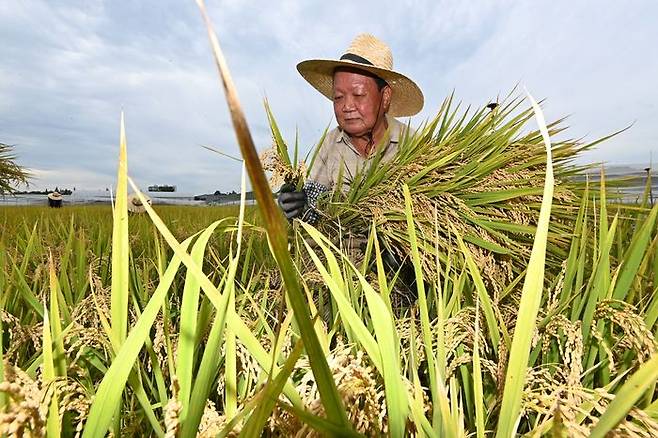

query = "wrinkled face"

[{"left": 332, "top": 70, "right": 390, "bottom": 137}]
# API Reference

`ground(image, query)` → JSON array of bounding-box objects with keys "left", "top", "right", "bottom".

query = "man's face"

[{"left": 332, "top": 70, "right": 389, "bottom": 137}]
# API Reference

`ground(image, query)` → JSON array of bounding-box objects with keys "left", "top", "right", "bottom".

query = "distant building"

[{"left": 148, "top": 185, "right": 176, "bottom": 192}]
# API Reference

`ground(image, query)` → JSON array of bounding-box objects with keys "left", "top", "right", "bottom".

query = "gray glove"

[{"left": 278, "top": 183, "right": 307, "bottom": 220}]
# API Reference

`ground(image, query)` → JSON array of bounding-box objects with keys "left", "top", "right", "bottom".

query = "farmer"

[{"left": 278, "top": 33, "right": 424, "bottom": 223}]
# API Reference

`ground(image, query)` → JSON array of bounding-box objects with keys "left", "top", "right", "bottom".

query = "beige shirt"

[{"left": 308, "top": 115, "right": 409, "bottom": 191}]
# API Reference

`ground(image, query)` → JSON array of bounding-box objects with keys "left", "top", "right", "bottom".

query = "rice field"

[
  {"left": 1, "top": 150, "right": 657, "bottom": 437},
  {"left": 1, "top": 3, "right": 658, "bottom": 437}
]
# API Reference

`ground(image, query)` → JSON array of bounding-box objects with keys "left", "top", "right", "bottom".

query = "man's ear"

[{"left": 382, "top": 85, "right": 392, "bottom": 113}]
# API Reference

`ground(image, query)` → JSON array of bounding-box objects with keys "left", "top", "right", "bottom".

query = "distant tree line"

[
  {"left": 15, "top": 188, "right": 73, "bottom": 195},
  {"left": 193, "top": 190, "right": 255, "bottom": 201}
]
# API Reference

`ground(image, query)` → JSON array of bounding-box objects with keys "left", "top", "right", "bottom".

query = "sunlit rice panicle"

[
  {"left": 1, "top": 310, "right": 43, "bottom": 363},
  {"left": 541, "top": 315, "right": 583, "bottom": 387},
  {"left": 164, "top": 376, "right": 182, "bottom": 438},
  {"left": 0, "top": 362, "right": 45, "bottom": 436},
  {"left": 58, "top": 379, "right": 91, "bottom": 437},
  {"left": 215, "top": 340, "right": 262, "bottom": 402},
  {"left": 197, "top": 400, "right": 239, "bottom": 437},
  {"left": 259, "top": 142, "right": 308, "bottom": 189},
  {"left": 593, "top": 300, "right": 657, "bottom": 365},
  {"left": 270, "top": 345, "right": 388, "bottom": 436},
  {"left": 152, "top": 313, "right": 175, "bottom": 376}
]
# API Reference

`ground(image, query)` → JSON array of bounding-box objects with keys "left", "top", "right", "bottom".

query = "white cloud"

[{"left": 28, "top": 166, "right": 113, "bottom": 191}]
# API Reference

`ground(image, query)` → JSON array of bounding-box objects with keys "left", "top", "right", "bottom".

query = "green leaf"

[
  {"left": 48, "top": 253, "right": 67, "bottom": 377},
  {"left": 473, "top": 301, "right": 486, "bottom": 438},
  {"left": 264, "top": 99, "right": 291, "bottom": 167},
  {"left": 589, "top": 354, "right": 658, "bottom": 438},
  {"left": 42, "top": 304, "right": 61, "bottom": 438},
  {"left": 196, "top": 1, "right": 350, "bottom": 428},
  {"left": 111, "top": 112, "right": 130, "bottom": 346},
  {"left": 356, "top": 270, "right": 408, "bottom": 437},
  {"left": 239, "top": 338, "right": 304, "bottom": 437},
  {"left": 496, "top": 91, "right": 554, "bottom": 438},
  {"left": 181, "top": 294, "right": 231, "bottom": 438},
  {"left": 82, "top": 237, "right": 193, "bottom": 438},
  {"left": 299, "top": 229, "right": 381, "bottom": 371},
  {"left": 611, "top": 203, "right": 658, "bottom": 300},
  {"left": 177, "top": 218, "right": 231, "bottom": 423},
  {"left": 402, "top": 184, "right": 441, "bottom": 430}
]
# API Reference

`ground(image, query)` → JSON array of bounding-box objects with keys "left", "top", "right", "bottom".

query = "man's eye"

[{"left": 333, "top": 95, "right": 343, "bottom": 101}]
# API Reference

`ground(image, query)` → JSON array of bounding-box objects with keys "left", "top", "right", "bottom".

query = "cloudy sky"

[{"left": 1, "top": 0, "right": 657, "bottom": 194}]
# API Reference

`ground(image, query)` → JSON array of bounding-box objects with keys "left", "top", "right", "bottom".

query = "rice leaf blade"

[
  {"left": 239, "top": 338, "right": 304, "bottom": 437},
  {"left": 82, "top": 237, "right": 193, "bottom": 438},
  {"left": 111, "top": 112, "right": 129, "bottom": 345},
  {"left": 42, "top": 305, "right": 61, "bottom": 438},
  {"left": 611, "top": 203, "right": 658, "bottom": 300},
  {"left": 177, "top": 219, "right": 228, "bottom": 423},
  {"left": 495, "top": 92, "right": 554, "bottom": 438},
  {"left": 589, "top": 354, "right": 658, "bottom": 438},
  {"left": 196, "top": 1, "right": 350, "bottom": 428}
]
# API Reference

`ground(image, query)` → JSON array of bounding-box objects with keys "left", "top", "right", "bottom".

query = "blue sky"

[{"left": 1, "top": 0, "right": 657, "bottom": 193}]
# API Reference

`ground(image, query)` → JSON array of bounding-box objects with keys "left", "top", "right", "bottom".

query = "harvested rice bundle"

[
  {"left": 260, "top": 101, "right": 316, "bottom": 191},
  {"left": 304, "top": 95, "right": 603, "bottom": 290}
]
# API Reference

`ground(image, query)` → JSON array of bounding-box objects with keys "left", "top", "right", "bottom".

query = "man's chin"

[{"left": 340, "top": 123, "right": 368, "bottom": 137}]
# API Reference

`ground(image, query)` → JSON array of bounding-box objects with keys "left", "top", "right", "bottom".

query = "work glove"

[{"left": 277, "top": 183, "right": 307, "bottom": 220}]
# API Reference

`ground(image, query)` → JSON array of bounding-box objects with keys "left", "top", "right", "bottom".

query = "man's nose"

[{"left": 342, "top": 96, "right": 356, "bottom": 112}]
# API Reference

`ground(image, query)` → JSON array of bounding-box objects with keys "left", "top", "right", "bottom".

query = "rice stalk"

[{"left": 195, "top": 0, "right": 351, "bottom": 431}]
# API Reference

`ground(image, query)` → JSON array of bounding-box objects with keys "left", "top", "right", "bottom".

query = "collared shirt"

[{"left": 308, "top": 115, "right": 408, "bottom": 191}]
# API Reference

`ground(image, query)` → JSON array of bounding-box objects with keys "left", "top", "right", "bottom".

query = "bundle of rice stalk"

[{"left": 308, "top": 94, "right": 608, "bottom": 290}]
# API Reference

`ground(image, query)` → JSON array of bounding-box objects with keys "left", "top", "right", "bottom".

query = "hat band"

[{"left": 340, "top": 53, "right": 374, "bottom": 66}]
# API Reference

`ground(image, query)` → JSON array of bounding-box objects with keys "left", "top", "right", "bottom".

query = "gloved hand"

[{"left": 277, "top": 183, "right": 307, "bottom": 220}]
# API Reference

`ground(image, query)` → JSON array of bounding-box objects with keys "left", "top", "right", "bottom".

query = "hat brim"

[
  {"left": 297, "top": 59, "right": 424, "bottom": 117},
  {"left": 127, "top": 194, "right": 151, "bottom": 214},
  {"left": 47, "top": 193, "right": 63, "bottom": 201}
]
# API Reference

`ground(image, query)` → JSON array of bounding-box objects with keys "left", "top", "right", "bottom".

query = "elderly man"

[{"left": 278, "top": 33, "right": 424, "bottom": 223}]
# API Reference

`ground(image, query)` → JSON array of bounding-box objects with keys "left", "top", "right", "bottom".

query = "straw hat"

[
  {"left": 47, "top": 192, "right": 63, "bottom": 201},
  {"left": 127, "top": 193, "right": 152, "bottom": 214},
  {"left": 297, "top": 33, "right": 424, "bottom": 117}
]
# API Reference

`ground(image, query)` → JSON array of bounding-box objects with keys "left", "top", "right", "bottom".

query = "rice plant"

[{"left": 0, "top": 2, "right": 657, "bottom": 437}]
